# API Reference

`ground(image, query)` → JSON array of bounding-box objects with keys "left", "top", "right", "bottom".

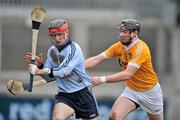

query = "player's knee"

[
  {"left": 109, "top": 111, "right": 124, "bottom": 120},
  {"left": 52, "top": 114, "right": 66, "bottom": 120},
  {"left": 52, "top": 116, "right": 65, "bottom": 120}
]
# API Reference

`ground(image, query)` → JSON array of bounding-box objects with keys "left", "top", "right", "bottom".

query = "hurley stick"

[
  {"left": 7, "top": 78, "right": 55, "bottom": 95},
  {"left": 29, "top": 7, "right": 46, "bottom": 91}
]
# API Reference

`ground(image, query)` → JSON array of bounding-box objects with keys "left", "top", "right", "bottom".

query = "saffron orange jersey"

[{"left": 104, "top": 38, "right": 158, "bottom": 91}]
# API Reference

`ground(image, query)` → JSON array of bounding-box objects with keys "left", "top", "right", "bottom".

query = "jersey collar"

[{"left": 124, "top": 37, "right": 139, "bottom": 51}]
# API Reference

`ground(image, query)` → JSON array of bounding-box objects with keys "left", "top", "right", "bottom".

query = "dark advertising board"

[{"left": 0, "top": 95, "right": 148, "bottom": 120}]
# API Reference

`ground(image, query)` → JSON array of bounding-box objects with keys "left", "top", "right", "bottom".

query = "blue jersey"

[{"left": 43, "top": 42, "right": 92, "bottom": 93}]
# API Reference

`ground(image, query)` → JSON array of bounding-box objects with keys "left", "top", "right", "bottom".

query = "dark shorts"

[{"left": 55, "top": 87, "right": 99, "bottom": 119}]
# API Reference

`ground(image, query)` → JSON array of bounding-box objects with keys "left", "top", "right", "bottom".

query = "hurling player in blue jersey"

[{"left": 25, "top": 19, "right": 99, "bottom": 120}]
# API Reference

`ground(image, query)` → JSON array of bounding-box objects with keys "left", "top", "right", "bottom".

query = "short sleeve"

[{"left": 104, "top": 42, "right": 120, "bottom": 57}]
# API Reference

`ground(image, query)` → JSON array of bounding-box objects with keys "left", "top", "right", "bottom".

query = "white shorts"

[{"left": 121, "top": 83, "right": 163, "bottom": 115}]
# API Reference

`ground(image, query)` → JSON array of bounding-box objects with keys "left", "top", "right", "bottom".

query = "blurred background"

[{"left": 0, "top": 0, "right": 180, "bottom": 120}]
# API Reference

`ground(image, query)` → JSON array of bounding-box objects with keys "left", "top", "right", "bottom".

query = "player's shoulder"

[
  {"left": 137, "top": 39, "right": 151, "bottom": 55},
  {"left": 114, "top": 41, "right": 122, "bottom": 45},
  {"left": 71, "top": 41, "right": 78, "bottom": 46},
  {"left": 71, "top": 41, "right": 81, "bottom": 49},
  {"left": 111, "top": 41, "right": 123, "bottom": 48},
  {"left": 47, "top": 45, "right": 56, "bottom": 51},
  {"left": 138, "top": 39, "right": 150, "bottom": 49},
  {"left": 50, "top": 45, "right": 56, "bottom": 49},
  {"left": 138, "top": 39, "right": 147, "bottom": 45}
]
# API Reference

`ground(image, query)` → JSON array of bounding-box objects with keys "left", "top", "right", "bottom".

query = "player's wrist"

[
  {"left": 100, "top": 76, "right": 106, "bottom": 83},
  {"left": 38, "top": 63, "right": 44, "bottom": 69}
]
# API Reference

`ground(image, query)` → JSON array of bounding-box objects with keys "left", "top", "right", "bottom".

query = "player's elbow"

[{"left": 124, "top": 72, "right": 134, "bottom": 80}]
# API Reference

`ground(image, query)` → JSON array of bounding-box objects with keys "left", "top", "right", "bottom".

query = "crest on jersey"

[
  {"left": 116, "top": 52, "right": 121, "bottom": 57},
  {"left": 127, "top": 52, "right": 132, "bottom": 59},
  {"left": 50, "top": 49, "right": 65, "bottom": 68},
  {"left": 58, "top": 55, "right": 65, "bottom": 63},
  {"left": 50, "top": 49, "right": 59, "bottom": 65}
]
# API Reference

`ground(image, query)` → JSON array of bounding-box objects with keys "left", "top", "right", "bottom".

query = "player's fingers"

[
  {"left": 25, "top": 54, "right": 32, "bottom": 58},
  {"left": 25, "top": 52, "right": 32, "bottom": 57},
  {"left": 25, "top": 56, "right": 32, "bottom": 62},
  {"left": 35, "top": 53, "right": 43, "bottom": 66},
  {"left": 25, "top": 53, "right": 32, "bottom": 60},
  {"left": 25, "top": 59, "right": 31, "bottom": 64},
  {"left": 29, "top": 64, "right": 37, "bottom": 75},
  {"left": 26, "top": 52, "right": 32, "bottom": 55},
  {"left": 28, "top": 64, "right": 32, "bottom": 72},
  {"left": 35, "top": 53, "right": 42, "bottom": 61}
]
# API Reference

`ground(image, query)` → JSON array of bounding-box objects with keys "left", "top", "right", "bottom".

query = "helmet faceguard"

[
  {"left": 118, "top": 19, "right": 140, "bottom": 46},
  {"left": 48, "top": 19, "right": 69, "bottom": 47}
]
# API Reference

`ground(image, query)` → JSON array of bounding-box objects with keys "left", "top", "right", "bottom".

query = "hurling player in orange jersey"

[{"left": 84, "top": 19, "right": 164, "bottom": 120}]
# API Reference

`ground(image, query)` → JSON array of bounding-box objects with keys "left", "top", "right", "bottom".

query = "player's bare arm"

[
  {"left": 84, "top": 53, "right": 108, "bottom": 69},
  {"left": 91, "top": 65, "right": 138, "bottom": 86}
]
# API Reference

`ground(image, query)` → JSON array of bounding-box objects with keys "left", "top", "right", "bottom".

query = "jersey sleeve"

[
  {"left": 104, "top": 42, "right": 119, "bottom": 57},
  {"left": 128, "top": 42, "right": 149, "bottom": 69},
  {"left": 44, "top": 47, "right": 53, "bottom": 69},
  {"left": 40, "top": 47, "right": 55, "bottom": 80}
]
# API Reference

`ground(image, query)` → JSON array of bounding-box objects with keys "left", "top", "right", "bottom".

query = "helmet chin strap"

[
  {"left": 121, "top": 32, "right": 133, "bottom": 46},
  {"left": 49, "top": 33, "right": 71, "bottom": 51},
  {"left": 55, "top": 38, "right": 69, "bottom": 52},
  {"left": 121, "top": 40, "right": 132, "bottom": 46}
]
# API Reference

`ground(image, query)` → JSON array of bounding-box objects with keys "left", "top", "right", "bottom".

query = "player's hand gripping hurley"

[{"left": 29, "top": 7, "right": 46, "bottom": 91}]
